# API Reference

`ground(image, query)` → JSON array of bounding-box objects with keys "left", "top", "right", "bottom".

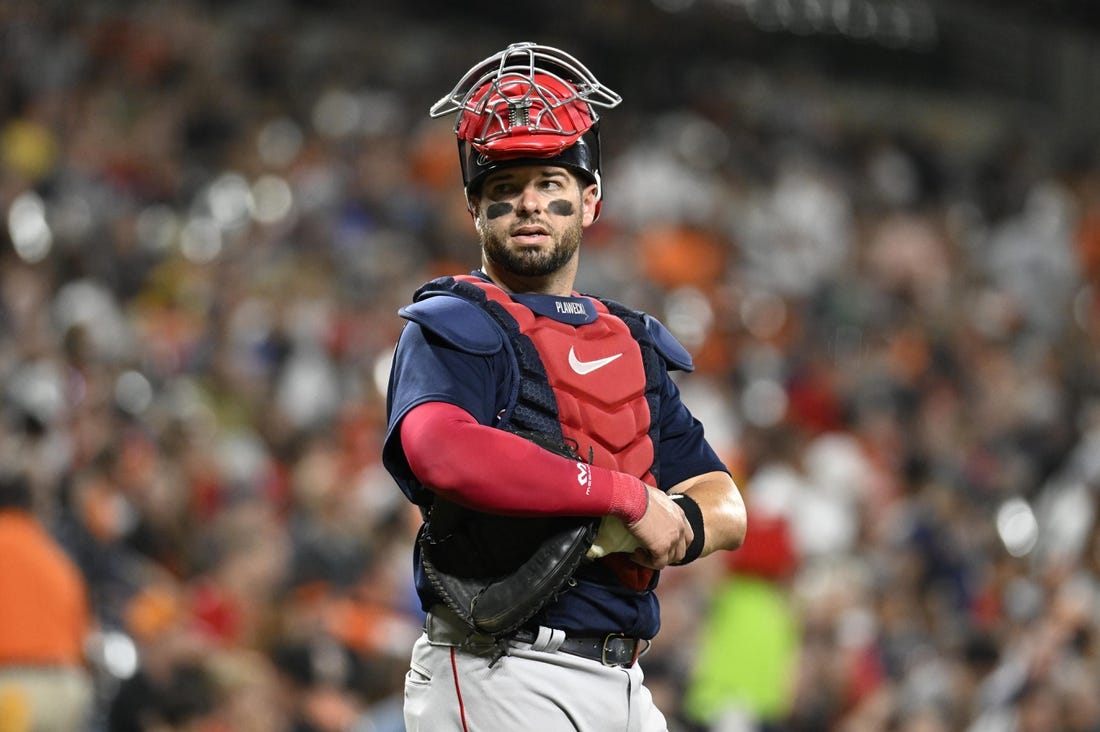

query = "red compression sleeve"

[{"left": 400, "top": 402, "right": 649, "bottom": 522}]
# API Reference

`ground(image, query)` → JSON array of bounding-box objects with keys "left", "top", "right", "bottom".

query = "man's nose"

[{"left": 517, "top": 185, "right": 542, "bottom": 214}]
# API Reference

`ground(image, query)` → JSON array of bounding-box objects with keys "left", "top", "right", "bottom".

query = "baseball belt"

[{"left": 425, "top": 604, "right": 649, "bottom": 668}]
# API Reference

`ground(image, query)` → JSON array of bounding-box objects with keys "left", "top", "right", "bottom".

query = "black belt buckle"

[{"left": 601, "top": 633, "right": 640, "bottom": 667}]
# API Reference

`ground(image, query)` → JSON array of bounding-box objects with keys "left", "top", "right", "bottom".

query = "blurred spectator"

[
  {"left": 683, "top": 503, "right": 801, "bottom": 731},
  {"left": 0, "top": 461, "right": 93, "bottom": 732}
]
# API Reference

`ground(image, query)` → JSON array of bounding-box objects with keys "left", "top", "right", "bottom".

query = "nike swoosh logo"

[{"left": 568, "top": 346, "right": 623, "bottom": 375}]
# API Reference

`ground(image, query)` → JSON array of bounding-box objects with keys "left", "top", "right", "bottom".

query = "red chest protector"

[{"left": 457, "top": 276, "right": 656, "bottom": 486}]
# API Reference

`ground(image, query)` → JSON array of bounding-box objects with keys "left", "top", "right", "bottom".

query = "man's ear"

[{"left": 581, "top": 183, "right": 599, "bottom": 227}]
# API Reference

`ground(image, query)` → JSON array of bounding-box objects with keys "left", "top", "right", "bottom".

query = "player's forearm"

[
  {"left": 671, "top": 471, "right": 747, "bottom": 556},
  {"left": 400, "top": 401, "right": 648, "bottom": 521}
]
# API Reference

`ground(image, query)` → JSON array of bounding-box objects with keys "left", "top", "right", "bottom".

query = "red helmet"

[{"left": 430, "top": 42, "right": 621, "bottom": 217}]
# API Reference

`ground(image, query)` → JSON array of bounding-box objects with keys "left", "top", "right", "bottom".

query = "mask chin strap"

[{"left": 591, "top": 170, "right": 604, "bottom": 222}]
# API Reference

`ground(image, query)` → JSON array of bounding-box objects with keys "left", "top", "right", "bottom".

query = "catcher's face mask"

[{"left": 429, "top": 41, "right": 621, "bottom": 219}]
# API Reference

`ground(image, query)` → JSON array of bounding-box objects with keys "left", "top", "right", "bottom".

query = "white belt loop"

[{"left": 531, "top": 625, "right": 567, "bottom": 653}]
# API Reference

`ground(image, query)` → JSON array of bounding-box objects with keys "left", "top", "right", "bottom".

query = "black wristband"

[{"left": 670, "top": 493, "right": 705, "bottom": 565}]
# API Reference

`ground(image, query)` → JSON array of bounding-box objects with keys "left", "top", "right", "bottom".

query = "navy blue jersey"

[{"left": 383, "top": 277, "right": 727, "bottom": 638}]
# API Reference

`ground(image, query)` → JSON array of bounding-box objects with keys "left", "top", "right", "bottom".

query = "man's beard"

[{"left": 481, "top": 217, "right": 582, "bottom": 277}]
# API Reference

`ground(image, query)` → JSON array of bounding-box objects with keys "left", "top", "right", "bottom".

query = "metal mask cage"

[
  {"left": 429, "top": 42, "right": 622, "bottom": 144},
  {"left": 457, "top": 72, "right": 589, "bottom": 147}
]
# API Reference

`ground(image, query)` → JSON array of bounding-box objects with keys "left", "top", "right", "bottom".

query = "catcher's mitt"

[{"left": 419, "top": 431, "right": 600, "bottom": 638}]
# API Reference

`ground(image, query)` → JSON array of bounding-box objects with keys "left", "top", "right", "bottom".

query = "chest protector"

[
  {"left": 408, "top": 275, "right": 687, "bottom": 606},
  {"left": 459, "top": 275, "right": 658, "bottom": 482}
]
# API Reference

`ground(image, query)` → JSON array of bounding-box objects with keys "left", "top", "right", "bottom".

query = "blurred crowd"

[{"left": 2, "top": 1, "right": 1100, "bottom": 731}]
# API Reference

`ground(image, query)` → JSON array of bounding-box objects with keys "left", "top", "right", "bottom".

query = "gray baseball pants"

[{"left": 403, "top": 611, "right": 669, "bottom": 731}]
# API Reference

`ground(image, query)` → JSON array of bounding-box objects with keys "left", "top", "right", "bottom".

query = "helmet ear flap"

[
  {"left": 590, "top": 174, "right": 604, "bottom": 223},
  {"left": 458, "top": 139, "right": 473, "bottom": 199}
]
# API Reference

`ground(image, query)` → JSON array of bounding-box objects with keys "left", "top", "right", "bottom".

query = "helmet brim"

[{"left": 461, "top": 126, "right": 601, "bottom": 196}]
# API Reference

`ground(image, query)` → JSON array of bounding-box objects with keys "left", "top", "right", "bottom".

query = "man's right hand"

[{"left": 626, "top": 486, "right": 693, "bottom": 569}]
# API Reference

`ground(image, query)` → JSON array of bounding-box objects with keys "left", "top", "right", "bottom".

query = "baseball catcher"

[{"left": 383, "top": 41, "right": 747, "bottom": 731}]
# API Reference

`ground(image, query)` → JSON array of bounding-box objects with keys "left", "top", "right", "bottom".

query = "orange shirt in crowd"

[{"left": 0, "top": 512, "right": 90, "bottom": 666}]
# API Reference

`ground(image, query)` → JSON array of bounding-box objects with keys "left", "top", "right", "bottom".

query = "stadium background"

[{"left": 3, "top": 0, "right": 1100, "bottom": 729}]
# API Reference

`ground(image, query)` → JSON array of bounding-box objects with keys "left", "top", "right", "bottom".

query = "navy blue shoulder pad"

[
  {"left": 643, "top": 314, "right": 695, "bottom": 372},
  {"left": 399, "top": 293, "right": 504, "bottom": 356}
]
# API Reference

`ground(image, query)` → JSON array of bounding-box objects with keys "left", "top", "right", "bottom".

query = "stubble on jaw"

[{"left": 479, "top": 202, "right": 584, "bottom": 278}]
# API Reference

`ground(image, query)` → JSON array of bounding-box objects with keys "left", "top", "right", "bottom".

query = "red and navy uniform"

[{"left": 383, "top": 272, "right": 726, "bottom": 640}]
